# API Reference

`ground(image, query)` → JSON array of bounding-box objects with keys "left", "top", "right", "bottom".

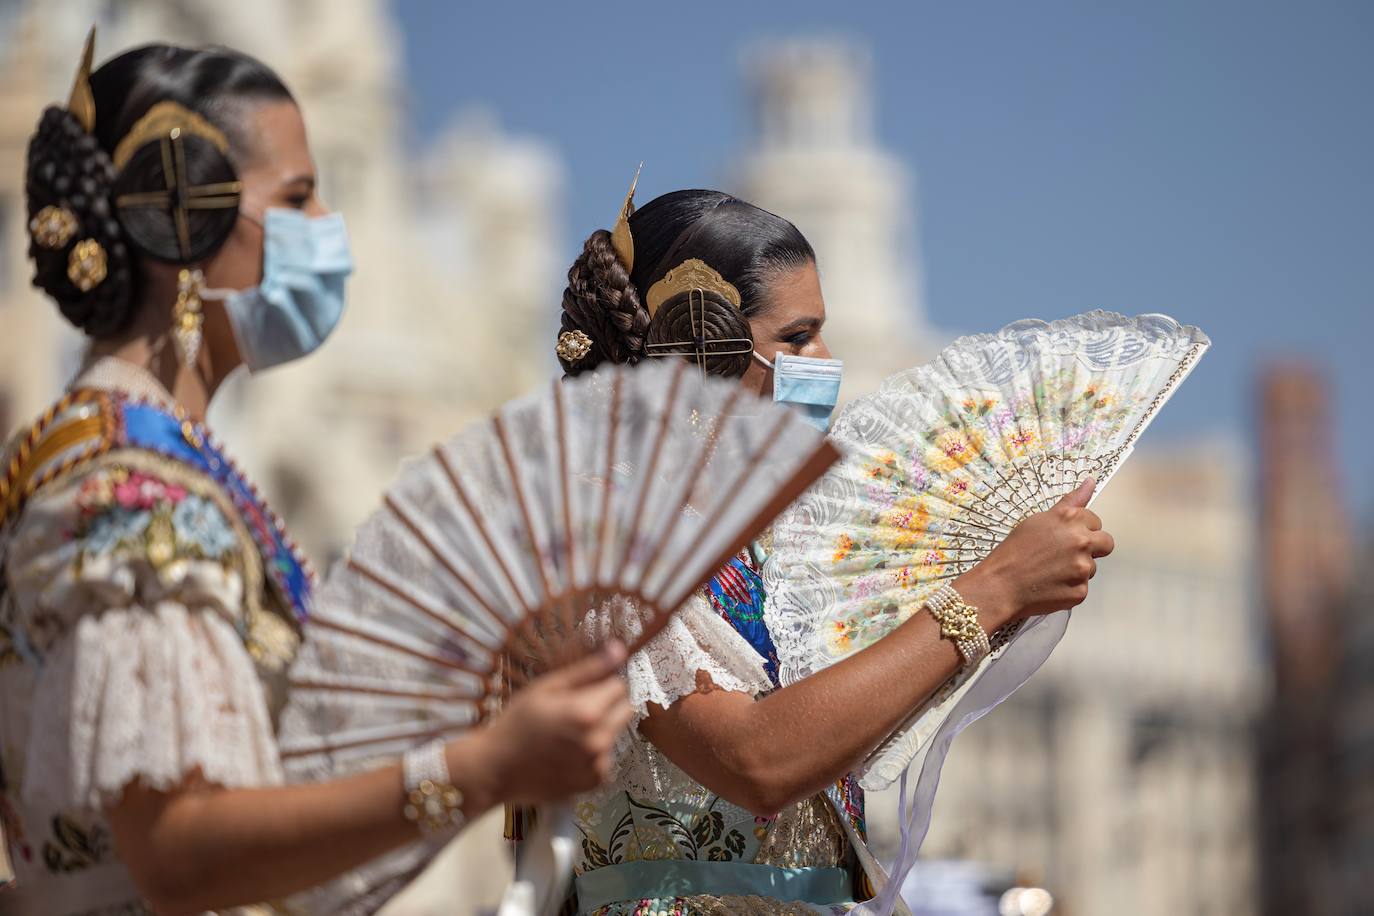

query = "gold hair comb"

[
  {"left": 644, "top": 258, "right": 741, "bottom": 318},
  {"left": 112, "top": 101, "right": 232, "bottom": 170}
]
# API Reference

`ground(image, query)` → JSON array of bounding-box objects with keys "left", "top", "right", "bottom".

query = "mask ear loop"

[{"left": 200, "top": 207, "right": 269, "bottom": 302}]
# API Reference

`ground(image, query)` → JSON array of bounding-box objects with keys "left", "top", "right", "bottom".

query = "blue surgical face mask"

[
  {"left": 753, "top": 350, "right": 844, "bottom": 433},
  {"left": 204, "top": 208, "right": 353, "bottom": 372}
]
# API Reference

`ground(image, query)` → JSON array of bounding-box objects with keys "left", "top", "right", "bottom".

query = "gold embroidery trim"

[{"left": 1, "top": 391, "right": 116, "bottom": 522}]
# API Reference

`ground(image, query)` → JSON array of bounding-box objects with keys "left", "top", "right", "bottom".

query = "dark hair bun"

[
  {"left": 25, "top": 106, "right": 133, "bottom": 337},
  {"left": 112, "top": 131, "right": 240, "bottom": 264},
  {"left": 645, "top": 291, "right": 754, "bottom": 378},
  {"left": 557, "top": 229, "right": 650, "bottom": 374}
]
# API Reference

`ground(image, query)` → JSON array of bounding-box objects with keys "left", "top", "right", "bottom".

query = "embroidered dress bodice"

[
  {"left": 568, "top": 551, "right": 870, "bottom": 916},
  {"left": 0, "top": 358, "right": 308, "bottom": 915}
]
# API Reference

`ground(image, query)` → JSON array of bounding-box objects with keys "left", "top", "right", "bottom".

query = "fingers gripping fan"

[
  {"left": 762, "top": 312, "right": 1207, "bottom": 834},
  {"left": 281, "top": 359, "right": 838, "bottom": 773}
]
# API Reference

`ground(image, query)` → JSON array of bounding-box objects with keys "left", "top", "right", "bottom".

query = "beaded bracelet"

[
  {"left": 402, "top": 739, "right": 466, "bottom": 836},
  {"left": 924, "top": 583, "right": 992, "bottom": 668}
]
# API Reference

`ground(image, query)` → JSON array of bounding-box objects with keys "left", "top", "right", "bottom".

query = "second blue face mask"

[
  {"left": 754, "top": 351, "right": 844, "bottom": 433},
  {"left": 207, "top": 208, "right": 354, "bottom": 372}
]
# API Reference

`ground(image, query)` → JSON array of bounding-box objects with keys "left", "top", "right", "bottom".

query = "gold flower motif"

[
  {"left": 574, "top": 800, "right": 603, "bottom": 829},
  {"left": 30, "top": 205, "right": 79, "bottom": 249},
  {"left": 145, "top": 513, "right": 176, "bottom": 568},
  {"left": 634, "top": 823, "right": 678, "bottom": 861},
  {"left": 245, "top": 607, "right": 302, "bottom": 673},
  {"left": 556, "top": 329, "right": 593, "bottom": 363},
  {"left": 67, "top": 238, "right": 107, "bottom": 292}
]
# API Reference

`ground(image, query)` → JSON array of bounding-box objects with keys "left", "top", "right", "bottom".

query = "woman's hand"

[
  {"left": 956, "top": 477, "right": 1116, "bottom": 628},
  {"left": 457, "top": 642, "right": 634, "bottom": 808},
  {"left": 643, "top": 479, "right": 1116, "bottom": 816}
]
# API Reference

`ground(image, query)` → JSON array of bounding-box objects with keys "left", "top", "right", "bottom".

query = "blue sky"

[{"left": 394, "top": 0, "right": 1373, "bottom": 522}]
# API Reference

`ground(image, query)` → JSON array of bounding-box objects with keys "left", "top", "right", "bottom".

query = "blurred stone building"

[
  {"left": 733, "top": 40, "right": 936, "bottom": 402},
  {"left": 1332, "top": 538, "right": 1374, "bottom": 914},
  {"left": 1255, "top": 365, "right": 1355, "bottom": 916}
]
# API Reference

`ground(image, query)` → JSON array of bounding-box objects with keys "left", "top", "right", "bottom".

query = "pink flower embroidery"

[
  {"left": 110, "top": 471, "right": 186, "bottom": 511},
  {"left": 854, "top": 573, "right": 882, "bottom": 599}
]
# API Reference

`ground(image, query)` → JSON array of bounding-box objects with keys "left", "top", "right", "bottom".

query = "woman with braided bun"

[
  {"left": 1, "top": 31, "right": 634, "bottom": 915},
  {"left": 549, "top": 183, "right": 1116, "bottom": 914}
]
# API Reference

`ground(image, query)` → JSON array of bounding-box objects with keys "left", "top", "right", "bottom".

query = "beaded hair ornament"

[{"left": 28, "top": 27, "right": 108, "bottom": 290}]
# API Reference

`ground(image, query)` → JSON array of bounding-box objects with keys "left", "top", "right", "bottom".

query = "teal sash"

[{"left": 575, "top": 860, "right": 852, "bottom": 910}]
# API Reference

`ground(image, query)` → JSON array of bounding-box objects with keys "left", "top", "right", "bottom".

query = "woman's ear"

[{"left": 742, "top": 346, "right": 773, "bottom": 399}]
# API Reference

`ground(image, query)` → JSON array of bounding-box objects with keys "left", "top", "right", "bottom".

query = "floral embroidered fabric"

[{"left": 705, "top": 552, "right": 780, "bottom": 684}]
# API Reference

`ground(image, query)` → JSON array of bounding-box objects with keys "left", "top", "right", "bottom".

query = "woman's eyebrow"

[{"left": 775, "top": 316, "right": 822, "bottom": 336}]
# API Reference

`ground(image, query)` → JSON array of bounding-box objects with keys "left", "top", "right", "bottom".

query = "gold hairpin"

[
  {"left": 556, "top": 329, "right": 593, "bottom": 363},
  {"left": 67, "top": 26, "right": 97, "bottom": 133},
  {"left": 610, "top": 163, "right": 641, "bottom": 273},
  {"left": 644, "top": 258, "right": 741, "bottom": 318}
]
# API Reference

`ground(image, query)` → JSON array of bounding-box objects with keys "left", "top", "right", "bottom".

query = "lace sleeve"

[
  {"left": 612, "top": 593, "right": 774, "bottom": 727},
  {"left": 7, "top": 464, "right": 283, "bottom": 812}
]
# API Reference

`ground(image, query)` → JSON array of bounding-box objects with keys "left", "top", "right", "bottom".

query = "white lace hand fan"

[
  {"left": 276, "top": 359, "right": 838, "bottom": 914},
  {"left": 762, "top": 311, "right": 1207, "bottom": 910}
]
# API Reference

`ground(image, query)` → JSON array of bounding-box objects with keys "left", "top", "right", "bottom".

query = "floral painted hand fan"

[
  {"left": 277, "top": 359, "right": 838, "bottom": 913},
  {"left": 762, "top": 311, "right": 1207, "bottom": 908}
]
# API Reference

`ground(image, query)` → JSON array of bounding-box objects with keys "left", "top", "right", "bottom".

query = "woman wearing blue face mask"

[
  {"left": 551, "top": 187, "right": 1116, "bottom": 914},
  {"left": 0, "top": 33, "right": 635, "bottom": 915}
]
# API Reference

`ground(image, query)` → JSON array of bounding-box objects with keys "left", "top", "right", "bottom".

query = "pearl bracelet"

[
  {"left": 402, "top": 739, "right": 466, "bottom": 836},
  {"left": 924, "top": 583, "right": 991, "bottom": 668}
]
